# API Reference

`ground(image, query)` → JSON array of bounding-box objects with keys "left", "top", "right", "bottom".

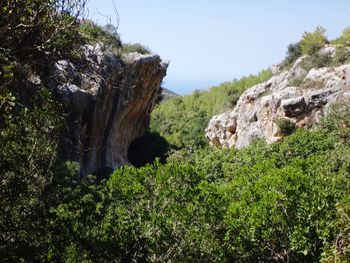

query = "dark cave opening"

[{"left": 127, "top": 131, "right": 171, "bottom": 168}]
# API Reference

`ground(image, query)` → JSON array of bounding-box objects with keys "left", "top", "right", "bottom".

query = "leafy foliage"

[
  {"left": 333, "top": 46, "right": 350, "bottom": 65},
  {"left": 282, "top": 42, "right": 303, "bottom": 69},
  {"left": 331, "top": 27, "right": 350, "bottom": 46},
  {"left": 342, "top": 27, "right": 350, "bottom": 46},
  {"left": 38, "top": 114, "right": 350, "bottom": 262},
  {"left": 300, "top": 26, "right": 328, "bottom": 55},
  {"left": 0, "top": 1, "right": 95, "bottom": 260},
  {"left": 0, "top": 88, "right": 64, "bottom": 261},
  {"left": 303, "top": 52, "right": 332, "bottom": 71},
  {"left": 122, "top": 43, "right": 151, "bottom": 54},
  {"left": 2, "top": 4, "right": 350, "bottom": 261},
  {"left": 79, "top": 20, "right": 121, "bottom": 48},
  {"left": 0, "top": 0, "right": 86, "bottom": 66},
  {"left": 322, "top": 102, "right": 350, "bottom": 143},
  {"left": 282, "top": 26, "right": 350, "bottom": 72},
  {"left": 276, "top": 118, "right": 296, "bottom": 135}
]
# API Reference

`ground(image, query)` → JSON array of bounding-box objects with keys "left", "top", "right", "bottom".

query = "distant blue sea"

[{"left": 163, "top": 78, "right": 222, "bottom": 96}]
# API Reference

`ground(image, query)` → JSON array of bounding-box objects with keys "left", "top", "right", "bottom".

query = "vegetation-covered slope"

[
  {"left": 1, "top": 1, "right": 350, "bottom": 261},
  {"left": 150, "top": 69, "right": 272, "bottom": 147},
  {"left": 4, "top": 105, "right": 349, "bottom": 262}
]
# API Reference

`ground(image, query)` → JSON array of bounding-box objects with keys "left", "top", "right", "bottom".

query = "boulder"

[{"left": 281, "top": 96, "right": 307, "bottom": 117}]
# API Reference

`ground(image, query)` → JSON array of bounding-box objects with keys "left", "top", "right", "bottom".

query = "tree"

[
  {"left": 0, "top": 0, "right": 87, "bottom": 63},
  {"left": 342, "top": 27, "right": 350, "bottom": 46},
  {"left": 300, "top": 26, "right": 328, "bottom": 55},
  {"left": 0, "top": 0, "right": 90, "bottom": 260},
  {"left": 283, "top": 42, "right": 302, "bottom": 67}
]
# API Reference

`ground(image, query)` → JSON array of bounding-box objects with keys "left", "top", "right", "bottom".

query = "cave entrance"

[{"left": 127, "top": 131, "right": 171, "bottom": 167}]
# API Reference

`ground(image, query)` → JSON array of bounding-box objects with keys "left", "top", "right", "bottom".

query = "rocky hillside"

[
  {"left": 206, "top": 46, "right": 350, "bottom": 148},
  {"left": 50, "top": 44, "right": 168, "bottom": 175},
  {"left": 160, "top": 88, "right": 179, "bottom": 101}
]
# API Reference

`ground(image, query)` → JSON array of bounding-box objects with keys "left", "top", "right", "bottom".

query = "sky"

[{"left": 87, "top": 0, "right": 350, "bottom": 95}]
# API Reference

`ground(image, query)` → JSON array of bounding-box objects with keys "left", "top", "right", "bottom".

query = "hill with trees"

[
  {"left": 150, "top": 69, "right": 272, "bottom": 148},
  {"left": 1, "top": 1, "right": 350, "bottom": 261}
]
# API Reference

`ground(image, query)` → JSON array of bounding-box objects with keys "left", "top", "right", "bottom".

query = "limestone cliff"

[
  {"left": 47, "top": 44, "right": 168, "bottom": 175},
  {"left": 206, "top": 46, "right": 350, "bottom": 148}
]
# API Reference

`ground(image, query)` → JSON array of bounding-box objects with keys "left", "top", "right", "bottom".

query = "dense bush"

[
  {"left": 342, "top": 27, "right": 350, "bottom": 45},
  {"left": 0, "top": 0, "right": 86, "bottom": 66},
  {"left": 282, "top": 26, "right": 350, "bottom": 72},
  {"left": 43, "top": 117, "right": 350, "bottom": 262},
  {"left": 79, "top": 20, "right": 121, "bottom": 48},
  {"left": 282, "top": 42, "right": 303, "bottom": 68},
  {"left": 0, "top": 1, "right": 93, "bottom": 261},
  {"left": 123, "top": 43, "right": 151, "bottom": 54},
  {"left": 2, "top": 3, "right": 350, "bottom": 261},
  {"left": 322, "top": 102, "right": 350, "bottom": 143},
  {"left": 4, "top": 94, "right": 349, "bottom": 262},
  {"left": 333, "top": 46, "right": 350, "bottom": 66},
  {"left": 300, "top": 26, "right": 328, "bottom": 55},
  {"left": 0, "top": 88, "right": 66, "bottom": 261},
  {"left": 304, "top": 52, "right": 332, "bottom": 70},
  {"left": 276, "top": 118, "right": 296, "bottom": 135},
  {"left": 332, "top": 27, "right": 350, "bottom": 46}
]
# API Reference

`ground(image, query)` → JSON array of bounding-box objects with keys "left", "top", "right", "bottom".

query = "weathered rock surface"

[
  {"left": 206, "top": 51, "right": 350, "bottom": 149},
  {"left": 49, "top": 44, "right": 168, "bottom": 175}
]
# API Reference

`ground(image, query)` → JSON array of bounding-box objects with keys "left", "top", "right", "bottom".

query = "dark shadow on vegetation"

[
  {"left": 92, "top": 166, "right": 114, "bottom": 182},
  {"left": 128, "top": 131, "right": 172, "bottom": 167}
]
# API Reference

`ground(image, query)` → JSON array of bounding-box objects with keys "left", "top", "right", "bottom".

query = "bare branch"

[{"left": 112, "top": 0, "right": 120, "bottom": 30}]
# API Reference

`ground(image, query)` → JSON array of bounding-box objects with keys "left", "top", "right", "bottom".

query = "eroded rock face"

[
  {"left": 50, "top": 44, "right": 168, "bottom": 175},
  {"left": 206, "top": 51, "right": 350, "bottom": 149}
]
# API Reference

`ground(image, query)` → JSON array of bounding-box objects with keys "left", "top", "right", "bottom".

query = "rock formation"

[
  {"left": 160, "top": 88, "right": 179, "bottom": 101},
  {"left": 47, "top": 44, "right": 168, "bottom": 175},
  {"left": 206, "top": 47, "right": 350, "bottom": 149}
]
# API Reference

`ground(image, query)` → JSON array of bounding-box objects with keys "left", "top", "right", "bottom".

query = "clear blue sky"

[{"left": 87, "top": 0, "right": 350, "bottom": 95}]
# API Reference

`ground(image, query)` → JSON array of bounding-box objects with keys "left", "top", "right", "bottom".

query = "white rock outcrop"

[{"left": 206, "top": 54, "right": 350, "bottom": 149}]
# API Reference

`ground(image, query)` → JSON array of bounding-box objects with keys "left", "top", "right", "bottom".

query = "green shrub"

[
  {"left": 276, "top": 118, "right": 296, "bottom": 135},
  {"left": 300, "top": 26, "right": 328, "bottom": 55},
  {"left": 219, "top": 127, "right": 350, "bottom": 261},
  {"left": 0, "top": 0, "right": 86, "bottom": 65},
  {"left": 2, "top": 4, "right": 350, "bottom": 261},
  {"left": 123, "top": 43, "right": 151, "bottom": 54},
  {"left": 2, "top": 101, "right": 350, "bottom": 261},
  {"left": 79, "top": 20, "right": 121, "bottom": 48},
  {"left": 282, "top": 42, "right": 303, "bottom": 68},
  {"left": 226, "top": 89, "right": 243, "bottom": 108},
  {"left": 321, "top": 198, "right": 350, "bottom": 262},
  {"left": 322, "top": 102, "right": 350, "bottom": 142},
  {"left": 302, "top": 52, "right": 333, "bottom": 71},
  {"left": 333, "top": 46, "right": 350, "bottom": 66},
  {"left": 89, "top": 126, "right": 349, "bottom": 262},
  {"left": 341, "top": 27, "right": 350, "bottom": 46},
  {"left": 0, "top": 88, "right": 66, "bottom": 261}
]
